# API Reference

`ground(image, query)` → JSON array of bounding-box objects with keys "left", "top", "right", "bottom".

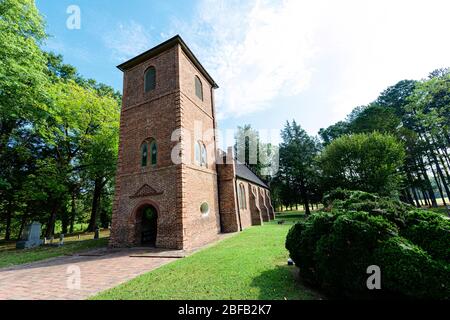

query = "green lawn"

[
  {"left": 429, "top": 206, "right": 450, "bottom": 218},
  {"left": 93, "top": 221, "right": 320, "bottom": 300},
  {"left": 0, "top": 230, "right": 109, "bottom": 269}
]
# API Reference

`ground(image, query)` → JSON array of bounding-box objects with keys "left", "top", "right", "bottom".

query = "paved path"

[{"left": 0, "top": 248, "right": 182, "bottom": 300}]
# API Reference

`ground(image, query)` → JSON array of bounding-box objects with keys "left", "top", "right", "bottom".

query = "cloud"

[
  {"left": 171, "top": 0, "right": 450, "bottom": 125},
  {"left": 103, "top": 20, "right": 152, "bottom": 62},
  {"left": 172, "top": 0, "right": 318, "bottom": 119},
  {"left": 318, "top": 0, "right": 450, "bottom": 120}
]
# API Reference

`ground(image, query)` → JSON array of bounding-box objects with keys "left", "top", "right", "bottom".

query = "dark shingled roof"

[
  {"left": 116, "top": 35, "right": 219, "bottom": 89},
  {"left": 235, "top": 161, "right": 269, "bottom": 189}
]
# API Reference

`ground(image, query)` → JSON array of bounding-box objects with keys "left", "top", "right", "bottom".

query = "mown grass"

[
  {"left": 429, "top": 206, "right": 450, "bottom": 218},
  {"left": 93, "top": 220, "right": 319, "bottom": 300},
  {"left": 0, "top": 230, "right": 109, "bottom": 268}
]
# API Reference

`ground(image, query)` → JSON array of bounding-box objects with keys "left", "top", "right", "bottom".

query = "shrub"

[
  {"left": 286, "top": 190, "right": 450, "bottom": 299},
  {"left": 402, "top": 218, "right": 450, "bottom": 263},
  {"left": 374, "top": 237, "right": 450, "bottom": 299},
  {"left": 286, "top": 212, "right": 335, "bottom": 285}
]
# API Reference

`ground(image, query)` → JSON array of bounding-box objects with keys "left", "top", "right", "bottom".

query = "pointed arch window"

[
  {"left": 195, "top": 141, "right": 207, "bottom": 167},
  {"left": 239, "top": 183, "right": 247, "bottom": 209},
  {"left": 195, "top": 75, "right": 203, "bottom": 100},
  {"left": 200, "top": 143, "right": 207, "bottom": 167},
  {"left": 150, "top": 140, "right": 157, "bottom": 165},
  {"left": 141, "top": 143, "right": 148, "bottom": 167},
  {"left": 141, "top": 138, "right": 157, "bottom": 167},
  {"left": 144, "top": 67, "right": 156, "bottom": 92}
]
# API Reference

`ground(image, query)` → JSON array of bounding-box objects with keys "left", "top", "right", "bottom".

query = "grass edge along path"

[
  {"left": 0, "top": 236, "right": 109, "bottom": 269},
  {"left": 93, "top": 223, "right": 320, "bottom": 300}
]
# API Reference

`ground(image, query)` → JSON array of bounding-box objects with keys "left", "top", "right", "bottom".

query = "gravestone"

[
  {"left": 94, "top": 227, "right": 100, "bottom": 240},
  {"left": 16, "top": 222, "right": 43, "bottom": 249}
]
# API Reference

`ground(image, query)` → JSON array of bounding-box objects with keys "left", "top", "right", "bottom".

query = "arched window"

[
  {"left": 144, "top": 67, "right": 156, "bottom": 92},
  {"left": 200, "top": 143, "right": 207, "bottom": 167},
  {"left": 150, "top": 140, "right": 157, "bottom": 165},
  {"left": 195, "top": 76, "right": 203, "bottom": 100},
  {"left": 239, "top": 183, "right": 247, "bottom": 209},
  {"left": 141, "top": 142, "right": 148, "bottom": 167}
]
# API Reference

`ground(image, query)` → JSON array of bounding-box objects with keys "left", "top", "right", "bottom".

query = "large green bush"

[
  {"left": 374, "top": 237, "right": 450, "bottom": 299},
  {"left": 286, "top": 190, "right": 450, "bottom": 299}
]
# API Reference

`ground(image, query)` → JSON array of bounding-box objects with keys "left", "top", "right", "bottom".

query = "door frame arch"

[{"left": 129, "top": 199, "right": 160, "bottom": 246}]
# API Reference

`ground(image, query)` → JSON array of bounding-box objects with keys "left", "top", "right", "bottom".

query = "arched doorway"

[{"left": 136, "top": 204, "right": 158, "bottom": 246}]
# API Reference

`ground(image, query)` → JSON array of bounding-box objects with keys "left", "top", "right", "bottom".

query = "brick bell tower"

[{"left": 109, "top": 35, "right": 221, "bottom": 250}]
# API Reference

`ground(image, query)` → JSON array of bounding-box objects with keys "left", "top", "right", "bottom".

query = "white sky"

[{"left": 170, "top": 0, "right": 450, "bottom": 136}]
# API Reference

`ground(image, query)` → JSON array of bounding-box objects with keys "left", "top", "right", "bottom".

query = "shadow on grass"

[{"left": 250, "top": 265, "right": 324, "bottom": 300}]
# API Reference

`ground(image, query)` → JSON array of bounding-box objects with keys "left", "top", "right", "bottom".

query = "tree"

[
  {"left": 318, "top": 121, "right": 349, "bottom": 146},
  {"left": 278, "top": 120, "right": 320, "bottom": 214},
  {"left": 318, "top": 132, "right": 406, "bottom": 196},
  {"left": 38, "top": 80, "right": 120, "bottom": 235},
  {"left": 0, "top": 0, "right": 48, "bottom": 240}
]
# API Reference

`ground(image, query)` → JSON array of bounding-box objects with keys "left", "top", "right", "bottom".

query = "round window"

[{"left": 200, "top": 202, "right": 209, "bottom": 215}]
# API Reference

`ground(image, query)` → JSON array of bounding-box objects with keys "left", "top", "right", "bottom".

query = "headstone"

[
  {"left": 94, "top": 227, "right": 100, "bottom": 240},
  {"left": 16, "top": 222, "right": 43, "bottom": 249},
  {"left": 287, "top": 258, "right": 294, "bottom": 266},
  {"left": 59, "top": 234, "right": 64, "bottom": 246}
]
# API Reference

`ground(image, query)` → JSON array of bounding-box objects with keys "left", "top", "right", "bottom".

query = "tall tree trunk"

[
  {"left": 70, "top": 192, "right": 76, "bottom": 234},
  {"left": 16, "top": 214, "right": 27, "bottom": 240},
  {"left": 61, "top": 209, "right": 68, "bottom": 235},
  {"left": 87, "top": 177, "right": 103, "bottom": 232},
  {"left": 431, "top": 136, "right": 450, "bottom": 185},
  {"left": 99, "top": 195, "right": 109, "bottom": 228},
  {"left": 45, "top": 201, "right": 58, "bottom": 238},
  {"left": 417, "top": 159, "right": 438, "bottom": 207},
  {"left": 300, "top": 184, "right": 311, "bottom": 215},
  {"left": 421, "top": 189, "right": 430, "bottom": 207},
  {"left": 422, "top": 136, "right": 450, "bottom": 200},
  {"left": 4, "top": 200, "right": 12, "bottom": 241},
  {"left": 428, "top": 154, "right": 447, "bottom": 206},
  {"left": 404, "top": 188, "right": 415, "bottom": 206},
  {"left": 411, "top": 187, "right": 421, "bottom": 207}
]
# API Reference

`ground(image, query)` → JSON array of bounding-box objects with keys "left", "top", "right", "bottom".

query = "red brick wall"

[
  {"left": 110, "top": 43, "right": 223, "bottom": 250},
  {"left": 217, "top": 150, "right": 240, "bottom": 233},
  {"left": 249, "top": 184, "right": 263, "bottom": 226},
  {"left": 110, "top": 39, "right": 275, "bottom": 250},
  {"left": 178, "top": 48, "right": 221, "bottom": 249},
  {"left": 110, "top": 46, "right": 185, "bottom": 249},
  {"left": 258, "top": 187, "right": 270, "bottom": 222},
  {"left": 236, "top": 179, "right": 252, "bottom": 229}
]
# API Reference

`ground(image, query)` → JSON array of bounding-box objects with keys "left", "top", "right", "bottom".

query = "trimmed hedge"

[
  {"left": 374, "top": 237, "right": 450, "bottom": 299},
  {"left": 286, "top": 190, "right": 450, "bottom": 299}
]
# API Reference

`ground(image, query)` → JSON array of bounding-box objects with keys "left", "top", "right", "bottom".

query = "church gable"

[{"left": 129, "top": 184, "right": 164, "bottom": 199}]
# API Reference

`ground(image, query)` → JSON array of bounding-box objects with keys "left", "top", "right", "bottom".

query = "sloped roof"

[
  {"left": 235, "top": 161, "right": 269, "bottom": 189},
  {"left": 116, "top": 35, "right": 219, "bottom": 89}
]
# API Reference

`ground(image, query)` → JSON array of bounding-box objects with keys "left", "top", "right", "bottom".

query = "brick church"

[{"left": 109, "top": 35, "right": 275, "bottom": 250}]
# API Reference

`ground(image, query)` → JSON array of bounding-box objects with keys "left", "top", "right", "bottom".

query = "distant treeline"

[{"left": 266, "top": 67, "right": 450, "bottom": 212}]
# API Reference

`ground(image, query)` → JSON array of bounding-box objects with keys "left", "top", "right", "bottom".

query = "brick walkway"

[{"left": 0, "top": 248, "right": 181, "bottom": 300}]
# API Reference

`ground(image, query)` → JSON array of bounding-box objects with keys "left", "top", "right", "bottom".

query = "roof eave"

[{"left": 116, "top": 35, "right": 219, "bottom": 89}]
